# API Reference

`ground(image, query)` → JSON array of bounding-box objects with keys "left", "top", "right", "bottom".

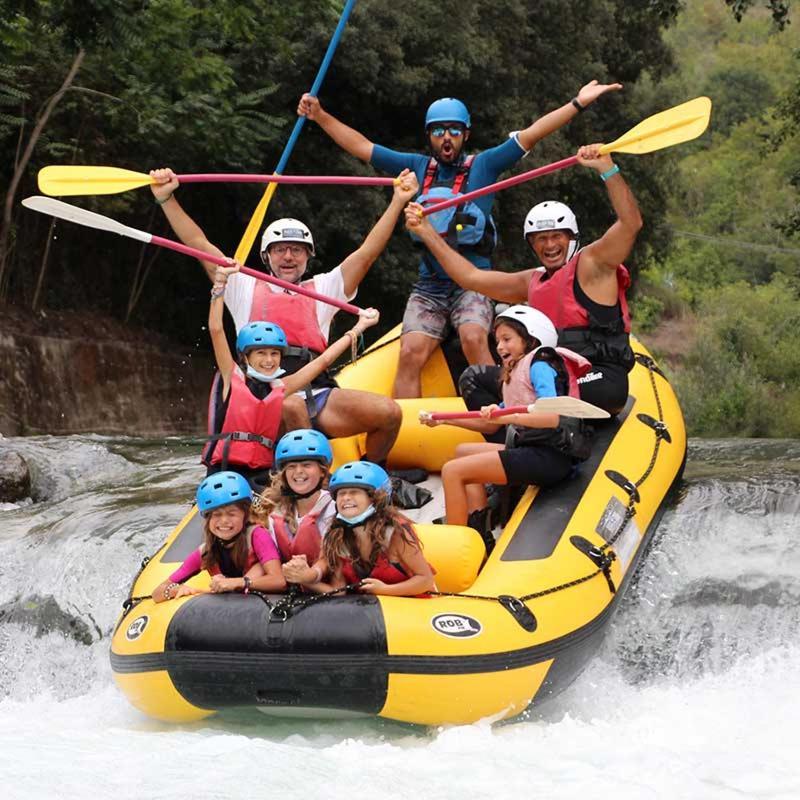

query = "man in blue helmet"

[{"left": 298, "top": 80, "right": 621, "bottom": 398}]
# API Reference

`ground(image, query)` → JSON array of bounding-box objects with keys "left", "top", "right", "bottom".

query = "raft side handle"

[
  {"left": 497, "top": 595, "right": 538, "bottom": 632},
  {"left": 637, "top": 413, "right": 672, "bottom": 443},
  {"left": 604, "top": 470, "right": 641, "bottom": 503}
]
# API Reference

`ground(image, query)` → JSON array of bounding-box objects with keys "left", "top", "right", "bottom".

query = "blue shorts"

[{"left": 311, "top": 388, "right": 333, "bottom": 432}]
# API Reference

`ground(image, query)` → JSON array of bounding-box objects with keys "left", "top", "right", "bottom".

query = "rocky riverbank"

[{"left": 0, "top": 305, "right": 212, "bottom": 436}]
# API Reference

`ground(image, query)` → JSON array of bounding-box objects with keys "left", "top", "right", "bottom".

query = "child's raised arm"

[
  {"left": 208, "top": 261, "right": 240, "bottom": 396},
  {"left": 280, "top": 309, "right": 381, "bottom": 396}
]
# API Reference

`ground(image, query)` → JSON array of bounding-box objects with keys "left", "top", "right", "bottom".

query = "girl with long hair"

[
  {"left": 152, "top": 471, "right": 286, "bottom": 602},
  {"left": 422, "top": 305, "right": 593, "bottom": 553},
  {"left": 286, "top": 461, "right": 435, "bottom": 597}
]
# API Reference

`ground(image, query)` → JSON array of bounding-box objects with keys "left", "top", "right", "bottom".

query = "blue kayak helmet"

[
  {"left": 235, "top": 321, "right": 288, "bottom": 356},
  {"left": 275, "top": 429, "right": 333, "bottom": 470},
  {"left": 425, "top": 97, "right": 471, "bottom": 129},
  {"left": 329, "top": 461, "right": 392, "bottom": 497},
  {"left": 196, "top": 471, "right": 253, "bottom": 516}
]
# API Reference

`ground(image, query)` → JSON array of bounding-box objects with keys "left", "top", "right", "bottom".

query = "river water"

[{"left": 0, "top": 435, "right": 798, "bottom": 799}]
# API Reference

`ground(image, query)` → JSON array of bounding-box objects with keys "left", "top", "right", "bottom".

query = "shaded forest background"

[{"left": 1, "top": 0, "right": 798, "bottom": 436}]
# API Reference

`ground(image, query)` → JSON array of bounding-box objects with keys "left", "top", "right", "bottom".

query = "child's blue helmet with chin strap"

[{"left": 329, "top": 461, "right": 392, "bottom": 496}]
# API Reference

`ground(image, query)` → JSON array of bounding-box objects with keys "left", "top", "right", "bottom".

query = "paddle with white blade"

[
  {"left": 421, "top": 396, "right": 610, "bottom": 422},
  {"left": 21, "top": 196, "right": 372, "bottom": 317}
]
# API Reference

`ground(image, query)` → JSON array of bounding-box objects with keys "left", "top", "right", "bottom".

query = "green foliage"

[
  {"left": 675, "top": 277, "right": 800, "bottom": 436},
  {"left": 1, "top": 0, "right": 679, "bottom": 340}
]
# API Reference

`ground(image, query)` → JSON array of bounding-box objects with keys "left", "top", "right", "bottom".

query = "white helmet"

[
  {"left": 495, "top": 305, "right": 558, "bottom": 350},
  {"left": 523, "top": 201, "right": 579, "bottom": 261},
  {"left": 260, "top": 218, "right": 315, "bottom": 258}
]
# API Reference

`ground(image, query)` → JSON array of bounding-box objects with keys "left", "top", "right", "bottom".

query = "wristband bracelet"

[
  {"left": 242, "top": 576, "right": 251, "bottom": 595},
  {"left": 210, "top": 285, "right": 225, "bottom": 298},
  {"left": 571, "top": 97, "right": 585, "bottom": 113},
  {"left": 600, "top": 164, "right": 620, "bottom": 182},
  {"left": 154, "top": 193, "right": 173, "bottom": 206}
]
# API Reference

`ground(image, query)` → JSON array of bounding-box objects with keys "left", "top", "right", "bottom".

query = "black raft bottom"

[{"left": 165, "top": 593, "right": 389, "bottom": 715}]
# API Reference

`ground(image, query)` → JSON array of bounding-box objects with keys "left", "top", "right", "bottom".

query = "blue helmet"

[
  {"left": 235, "top": 322, "right": 288, "bottom": 356},
  {"left": 275, "top": 429, "right": 333, "bottom": 470},
  {"left": 425, "top": 98, "right": 471, "bottom": 129},
  {"left": 329, "top": 461, "right": 392, "bottom": 496},
  {"left": 196, "top": 471, "right": 252, "bottom": 516}
]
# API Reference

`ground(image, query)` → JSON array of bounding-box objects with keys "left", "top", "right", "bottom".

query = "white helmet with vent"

[
  {"left": 495, "top": 305, "right": 558, "bottom": 350},
  {"left": 523, "top": 201, "right": 579, "bottom": 261},
  {"left": 260, "top": 218, "right": 315, "bottom": 257}
]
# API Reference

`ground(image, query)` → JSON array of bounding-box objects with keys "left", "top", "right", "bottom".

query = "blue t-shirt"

[
  {"left": 370, "top": 135, "right": 526, "bottom": 294},
  {"left": 530, "top": 361, "right": 558, "bottom": 398}
]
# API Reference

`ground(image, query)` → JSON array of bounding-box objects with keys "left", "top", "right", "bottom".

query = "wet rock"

[{"left": 0, "top": 449, "right": 31, "bottom": 502}]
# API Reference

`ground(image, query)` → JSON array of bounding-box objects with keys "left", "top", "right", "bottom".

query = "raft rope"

[
  {"left": 254, "top": 353, "right": 673, "bottom": 631},
  {"left": 117, "top": 354, "right": 672, "bottom": 634}
]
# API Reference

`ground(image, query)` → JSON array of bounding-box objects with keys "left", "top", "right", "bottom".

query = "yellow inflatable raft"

[{"left": 110, "top": 327, "right": 686, "bottom": 725}]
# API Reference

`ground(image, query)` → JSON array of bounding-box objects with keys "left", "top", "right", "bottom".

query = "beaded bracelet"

[{"left": 163, "top": 582, "right": 180, "bottom": 600}]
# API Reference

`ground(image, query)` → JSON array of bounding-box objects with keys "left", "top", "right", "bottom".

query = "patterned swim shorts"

[{"left": 402, "top": 284, "right": 494, "bottom": 340}]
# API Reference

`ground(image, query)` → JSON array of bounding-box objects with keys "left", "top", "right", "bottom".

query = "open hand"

[
  {"left": 175, "top": 585, "right": 202, "bottom": 598},
  {"left": 576, "top": 80, "right": 623, "bottom": 108}
]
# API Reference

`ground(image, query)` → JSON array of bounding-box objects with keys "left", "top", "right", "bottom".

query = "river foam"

[{"left": 1, "top": 436, "right": 798, "bottom": 799}]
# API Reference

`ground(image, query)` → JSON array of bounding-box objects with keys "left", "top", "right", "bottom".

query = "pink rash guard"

[{"left": 169, "top": 525, "right": 279, "bottom": 582}]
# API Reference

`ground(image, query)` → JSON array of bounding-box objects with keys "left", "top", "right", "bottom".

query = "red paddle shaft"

[{"left": 150, "top": 235, "right": 364, "bottom": 315}]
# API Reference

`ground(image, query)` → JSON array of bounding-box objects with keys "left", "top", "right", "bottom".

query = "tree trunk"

[
  {"left": 0, "top": 48, "right": 85, "bottom": 300},
  {"left": 31, "top": 216, "right": 57, "bottom": 312}
]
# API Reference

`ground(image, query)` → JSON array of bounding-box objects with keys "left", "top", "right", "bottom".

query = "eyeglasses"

[
  {"left": 270, "top": 244, "right": 307, "bottom": 256},
  {"left": 428, "top": 125, "right": 465, "bottom": 138}
]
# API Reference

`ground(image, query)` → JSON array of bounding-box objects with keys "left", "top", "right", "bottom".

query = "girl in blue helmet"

[
  {"left": 248, "top": 429, "right": 336, "bottom": 571},
  {"left": 286, "top": 461, "right": 435, "bottom": 597},
  {"left": 203, "top": 262, "right": 379, "bottom": 487},
  {"left": 152, "top": 471, "right": 285, "bottom": 602}
]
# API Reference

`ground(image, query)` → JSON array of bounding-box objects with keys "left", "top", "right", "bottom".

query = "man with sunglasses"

[
  {"left": 298, "top": 81, "right": 621, "bottom": 398},
  {"left": 149, "top": 167, "right": 420, "bottom": 465}
]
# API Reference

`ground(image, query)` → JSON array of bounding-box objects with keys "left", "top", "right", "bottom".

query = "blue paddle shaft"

[{"left": 274, "top": 0, "right": 358, "bottom": 174}]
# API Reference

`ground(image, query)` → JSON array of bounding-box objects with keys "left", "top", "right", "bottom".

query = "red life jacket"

[
  {"left": 501, "top": 347, "right": 592, "bottom": 408},
  {"left": 271, "top": 493, "right": 333, "bottom": 563},
  {"left": 206, "top": 366, "right": 284, "bottom": 470},
  {"left": 250, "top": 279, "right": 328, "bottom": 354},
  {"left": 527, "top": 252, "right": 631, "bottom": 331},
  {"left": 339, "top": 523, "right": 433, "bottom": 596},
  {"left": 206, "top": 527, "right": 260, "bottom": 577},
  {"left": 341, "top": 551, "right": 409, "bottom": 585},
  {"left": 527, "top": 252, "right": 634, "bottom": 372}
]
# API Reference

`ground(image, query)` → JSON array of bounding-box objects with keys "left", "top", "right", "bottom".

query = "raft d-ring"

[
  {"left": 498, "top": 595, "right": 538, "bottom": 633},
  {"left": 269, "top": 606, "right": 289, "bottom": 622}
]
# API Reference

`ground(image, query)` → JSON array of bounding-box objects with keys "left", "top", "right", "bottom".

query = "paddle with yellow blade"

[
  {"left": 20, "top": 196, "right": 372, "bottom": 317},
  {"left": 37, "top": 166, "right": 396, "bottom": 197},
  {"left": 421, "top": 96, "right": 712, "bottom": 218}
]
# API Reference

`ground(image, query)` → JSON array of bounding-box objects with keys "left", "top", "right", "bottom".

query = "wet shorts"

[{"left": 402, "top": 285, "right": 494, "bottom": 340}]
